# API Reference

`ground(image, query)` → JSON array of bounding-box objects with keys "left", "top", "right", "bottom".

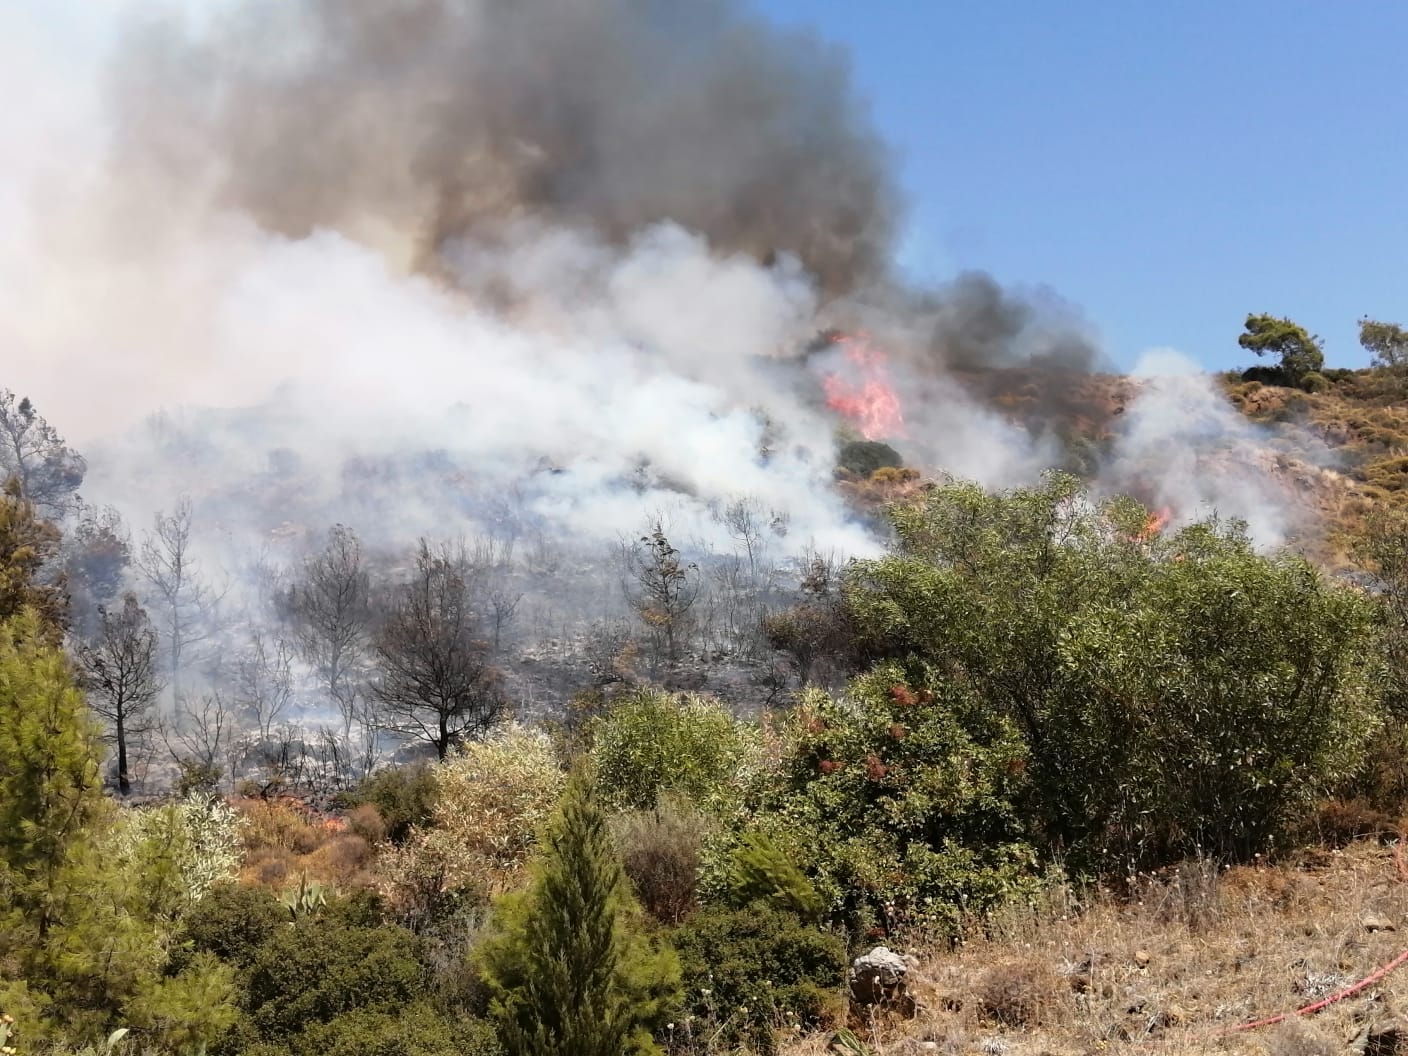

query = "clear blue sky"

[{"left": 755, "top": 0, "right": 1408, "bottom": 372}]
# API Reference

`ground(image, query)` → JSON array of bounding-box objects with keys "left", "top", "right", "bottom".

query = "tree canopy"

[
  {"left": 1238, "top": 313, "right": 1325, "bottom": 383},
  {"left": 1359, "top": 317, "right": 1408, "bottom": 370},
  {"left": 0, "top": 390, "right": 86, "bottom": 520}
]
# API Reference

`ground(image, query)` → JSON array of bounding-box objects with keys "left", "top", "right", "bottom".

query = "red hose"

[{"left": 1136, "top": 837, "right": 1408, "bottom": 1044}]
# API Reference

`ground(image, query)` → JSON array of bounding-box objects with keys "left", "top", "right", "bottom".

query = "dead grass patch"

[{"left": 784, "top": 840, "right": 1408, "bottom": 1056}]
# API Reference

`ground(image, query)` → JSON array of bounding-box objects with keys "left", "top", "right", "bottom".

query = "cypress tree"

[{"left": 480, "top": 765, "right": 680, "bottom": 1056}]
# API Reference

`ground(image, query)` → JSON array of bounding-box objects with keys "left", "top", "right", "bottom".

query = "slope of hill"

[
  {"left": 784, "top": 838, "right": 1408, "bottom": 1056},
  {"left": 1224, "top": 370, "right": 1408, "bottom": 544}
]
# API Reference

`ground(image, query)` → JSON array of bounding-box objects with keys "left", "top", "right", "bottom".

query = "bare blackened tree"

[
  {"left": 707, "top": 496, "right": 790, "bottom": 657},
  {"left": 286, "top": 525, "right": 381, "bottom": 777},
  {"left": 580, "top": 619, "right": 639, "bottom": 687},
  {"left": 160, "top": 691, "right": 235, "bottom": 793},
  {"left": 373, "top": 539, "right": 505, "bottom": 759},
  {"left": 232, "top": 630, "right": 303, "bottom": 794},
  {"left": 0, "top": 389, "right": 86, "bottom": 520},
  {"left": 135, "top": 497, "right": 220, "bottom": 701},
  {"left": 487, "top": 585, "right": 523, "bottom": 652},
  {"left": 622, "top": 519, "right": 698, "bottom": 665},
  {"left": 287, "top": 526, "right": 370, "bottom": 706},
  {"left": 75, "top": 593, "right": 162, "bottom": 794},
  {"left": 235, "top": 630, "right": 294, "bottom": 740}
]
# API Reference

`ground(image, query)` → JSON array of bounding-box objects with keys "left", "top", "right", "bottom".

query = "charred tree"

[
  {"left": 75, "top": 593, "right": 162, "bottom": 794},
  {"left": 373, "top": 539, "right": 505, "bottom": 759},
  {"left": 286, "top": 525, "right": 380, "bottom": 776},
  {"left": 622, "top": 519, "right": 698, "bottom": 666},
  {"left": 135, "top": 497, "right": 220, "bottom": 702}
]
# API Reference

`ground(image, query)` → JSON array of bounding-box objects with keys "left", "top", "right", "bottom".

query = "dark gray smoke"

[
  {"left": 832, "top": 272, "right": 1104, "bottom": 374},
  {"left": 923, "top": 272, "right": 1103, "bottom": 372},
  {"left": 114, "top": 0, "right": 898, "bottom": 297}
]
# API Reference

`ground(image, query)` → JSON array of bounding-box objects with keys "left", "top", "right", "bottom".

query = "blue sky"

[{"left": 755, "top": 0, "right": 1408, "bottom": 372}]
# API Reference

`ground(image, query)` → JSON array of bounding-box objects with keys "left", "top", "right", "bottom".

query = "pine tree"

[
  {"left": 0, "top": 481, "right": 66, "bottom": 639},
  {"left": 480, "top": 765, "right": 680, "bottom": 1056},
  {"left": 0, "top": 610, "right": 105, "bottom": 942},
  {"left": 0, "top": 610, "right": 236, "bottom": 1048}
]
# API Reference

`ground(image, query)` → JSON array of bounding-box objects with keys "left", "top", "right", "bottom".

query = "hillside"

[
  {"left": 906, "top": 364, "right": 1408, "bottom": 566},
  {"left": 784, "top": 838, "right": 1408, "bottom": 1056},
  {"left": 1223, "top": 370, "right": 1408, "bottom": 548}
]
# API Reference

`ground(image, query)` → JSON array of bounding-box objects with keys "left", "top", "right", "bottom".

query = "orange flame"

[
  {"left": 1137, "top": 506, "right": 1173, "bottom": 541},
  {"left": 821, "top": 332, "right": 905, "bottom": 440}
]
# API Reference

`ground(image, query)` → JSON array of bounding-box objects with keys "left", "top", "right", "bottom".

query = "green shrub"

[
  {"left": 124, "top": 951, "right": 239, "bottom": 1052},
  {"left": 837, "top": 439, "right": 903, "bottom": 477},
  {"left": 378, "top": 726, "right": 565, "bottom": 926},
  {"left": 244, "top": 920, "right": 426, "bottom": 1040},
  {"left": 720, "top": 832, "right": 823, "bottom": 920},
  {"left": 590, "top": 690, "right": 759, "bottom": 813},
  {"left": 1300, "top": 370, "right": 1331, "bottom": 393},
  {"left": 673, "top": 903, "right": 847, "bottom": 1055},
  {"left": 174, "top": 883, "right": 287, "bottom": 969},
  {"left": 322, "top": 887, "right": 389, "bottom": 928},
  {"left": 337, "top": 764, "right": 438, "bottom": 844},
  {"left": 846, "top": 474, "right": 1384, "bottom": 874},
  {"left": 291, "top": 1003, "right": 501, "bottom": 1056},
  {"left": 110, "top": 794, "right": 244, "bottom": 915},
  {"left": 739, "top": 669, "right": 1038, "bottom": 935},
  {"left": 479, "top": 768, "right": 680, "bottom": 1056}
]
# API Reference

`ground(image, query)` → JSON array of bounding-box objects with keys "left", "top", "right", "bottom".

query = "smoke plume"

[
  {"left": 112, "top": 0, "right": 897, "bottom": 298},
  {"left": 0, "top": 0, "right": 1327, "bottom": 576}
]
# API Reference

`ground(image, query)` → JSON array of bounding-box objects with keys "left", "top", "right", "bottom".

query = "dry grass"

[
  {"left": 233, "top": 796, "right": 376, "bottom": 890},
  {"left": 785, "top": 839, "right": 1408, "bottom": 1056}
]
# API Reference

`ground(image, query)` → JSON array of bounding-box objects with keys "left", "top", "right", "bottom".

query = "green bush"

[
  {"left": 124, "top": 952, "right": 239, "bottom": 1052},
  {"left": 479, "top": 768, "right": 680, "bottom": 1056},
  {"left": 837, "top": 439, "right": 902, "bottom": 477},
  {"left": 590, "top": 690, "right": 758, "bottom": 813},
  {"left": 337, "top": 764, "right": 438, "bottom": 844},
  {"left": 720, "top": 832, "right": 823, "bottom": 921},
  {"left": 174, "top": 883, "right": 287, "bottom": 969},
  {"left": 846, "top": 474, "right": 1384, "bottom": 874},
  {"left": 740, "top": 668, "right": 1038, "bottom": 935},
  {"left": 291, "top": 1003, "right": 501, "bottom": 1056},
  {"left": 1300, "top": 370, "right": 1331, "bottom": 393},
  {"left": 672, "top": 904, "right": 847, "bottom": 1055},
  {"left": 244, "top": 920, "right": 426, "bottom": 1041}
]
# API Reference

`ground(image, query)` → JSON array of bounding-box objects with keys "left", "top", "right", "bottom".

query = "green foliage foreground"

[
  {"left": 0, "top": 612, "right": 238, "bottom": 1050},
  {"left": 843, "top": 475, "right": 1382, "bottom": 876}
]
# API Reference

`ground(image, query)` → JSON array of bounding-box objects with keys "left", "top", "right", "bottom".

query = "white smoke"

[
  {"left": 0, "top": 0, "right": 1325, "bottom": 577},
  {"left": 1105, "top": 348, "right": 1323, "bottom": 549}
]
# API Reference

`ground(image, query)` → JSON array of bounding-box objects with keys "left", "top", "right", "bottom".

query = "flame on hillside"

[
  {"left": 821, "top": 332, "right": 905, "bottom": 440},
  {"left": 1138, "top": 506, "right": 1173, "bottom": 541}
]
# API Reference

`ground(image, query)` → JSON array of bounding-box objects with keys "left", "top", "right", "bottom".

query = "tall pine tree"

[{"left": 480, "top": 765, "right": 680, "bottom": 1056}]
